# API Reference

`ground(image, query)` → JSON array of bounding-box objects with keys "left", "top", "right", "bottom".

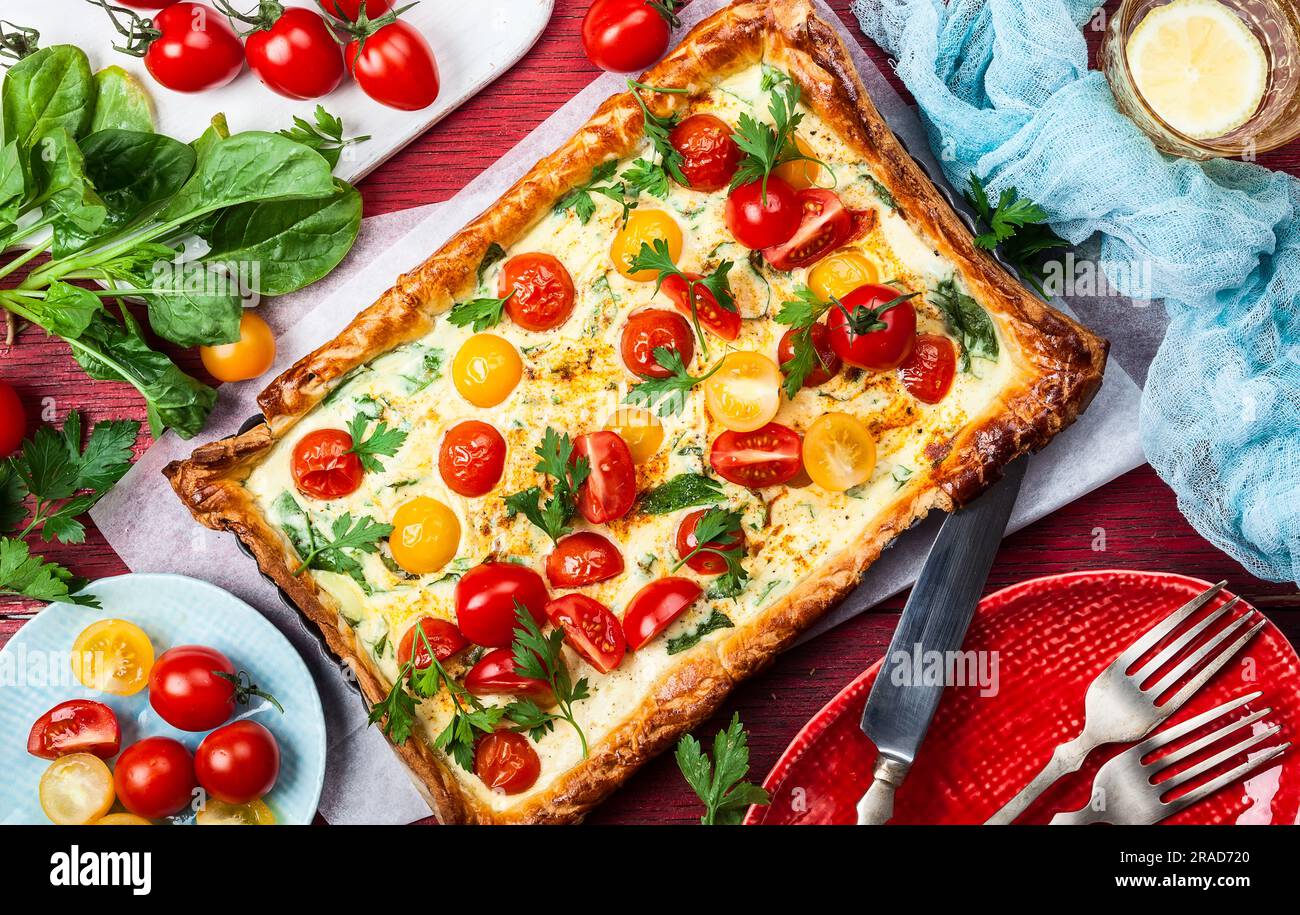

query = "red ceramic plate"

[{"left": 746, "top": 570, "right": 1300, "bottom": 825}]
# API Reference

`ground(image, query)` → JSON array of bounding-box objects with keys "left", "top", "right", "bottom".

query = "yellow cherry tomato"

[
  {"left": 199, "top": 311, "right": 276, "bottom": 382},
  {"left": 808, "top": 248, "right": 882, "bottom": 302},
  {"left": 610, "top": 210, "right": 683, "bottom": 281},
  {"left": 39, "top": 753, "right": 115, "bottom": 825},
  {"left": 94, "top": 813, "right": 152, "bottom": 825},
  {"left": 703, "top": 351, "right": 782, "bottom": 433},
  {"left": 802, "top": 412, "right": 877, "bottom": 492},
  {"left": 605, "top": 407, "right": 664, "bottom": 464},
  {"left": 452, "top": 333, "right": 522, "bottom": 407},
  {"left": 389, "top": 496, "right": 460, "bottom": 574},
  {"left": 195, "top": 797, "right": 276, "bottom": 825},
  {"left": 71, "top": 618, "right": 154, "bottom": 696},
  {"left": 773, "top": 134, "right": 823, "bottom": 190}
]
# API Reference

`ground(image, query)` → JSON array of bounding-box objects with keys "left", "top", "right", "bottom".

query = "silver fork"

[
  {"left": 987, "top": 581, "right": 1265, "bottom": 824},
  {"left": 1050, "top": 691, "right": 1290, "bottom": 824}
]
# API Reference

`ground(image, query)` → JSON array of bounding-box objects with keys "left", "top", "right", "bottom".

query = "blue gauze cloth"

[{"left": 851, "top": 0, "right": 1300, "bottom": 584}]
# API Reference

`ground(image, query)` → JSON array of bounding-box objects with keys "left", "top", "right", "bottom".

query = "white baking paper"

[{"left": 89, "top": 0, "right": 1148, "bottom": 823}]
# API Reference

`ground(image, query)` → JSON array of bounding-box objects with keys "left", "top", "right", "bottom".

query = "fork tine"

[
  {"left": 1134, "top": 597, "right": 1242, "bottom": 682},
  {"left": 1145, "top": 602, "right": 1250, "bottom": 694},
  {"left": 1118, "top": 582, "right": 1226, "bottom": 667},
  {"left": 1130, "top": 692, "right": 1262, "bottom": 757},
  {"left": 1157, "top": 742, "right": 1291, "bottom": 821},
  {"left": 1159, "top": 722, "right": 1282, "bottom": 791},
  {"left": 1155, "top": 708, "right": 1273, "bottom": 773},
  {"left": 1161, "top": 618, "right": 1267, "bottom": 713}
]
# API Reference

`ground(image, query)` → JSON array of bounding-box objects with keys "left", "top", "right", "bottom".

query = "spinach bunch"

[{"left": 0, "top": 46, "right": 363, "bottom": 438}]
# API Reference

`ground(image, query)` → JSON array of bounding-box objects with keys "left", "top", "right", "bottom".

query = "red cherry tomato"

[
  {"left": 438, "top": 420, "right": 506, "bottom": 497},
  {"left": 825, "top": 284, "right": 918, "bottom": 371},
  {"left": 546, "top": 593, "right": 626, "bottom": 673},
  {"left": 343, "top": 18, "right": 440, "bottom": 110},
  {"left": 669, "top": 114, "right": 741, "bottom": 192},
  {"left": 148, "top": 645, "right": 237, "bottom": 732},
  {"left": 139, "top": 3, "right": 244, "bottom": 93},
  {"left": 27, "top": 700, "right": 120, "bottom": 760},
  {"left": 777, "top": 322, "right": 842, "bottom": 388},
  {"left": 397, "top": 617, "right": 469, "bottom": 669},
  {"left": 661, "top": 273, "right": 741, "bottom": 341},
  {"left": 762, "top": 189, "right": 853, "bottom": 271},
  {"left": 675, "top": 508, "right": 746, "bottom": 576},
  {"left": 319, "top": 0, "right": 393, "bottom": 18},
  {"left": 621, "top": 308, "right": 694, "bottom": 378},
  {"left": 899, "top": 333, "right": 957, "bottom": 404},
  {"left": 119, "top": 0, "right": 180, "bottom": 6},
  {"left": 623, "top": 577, "right": 702, "bottom": 651},
  {"left": 725, "top": 176, "right": 801, "bottom": 249},
  {"left": 498, "top": 253, "right": 576, "bottom": 332},
  {"left": 114, "top": 737, "right": 197, "bottom": 819},
  {"left": 0, "top": 380, "right": 26, "bottom": 456},
  {"left": 709, "top": 422, "right": 804, "bottom": 488},
  {"left": 455, "top": 562, "right": 549, "bottom": 647},
  {"left": 581, "top": 0, "right": 673, "bottom": 73},
  {"left": 195, "top": 721, "right": 280, "bottom": 805},
  {"left": 465, "top": 647, "right": 555, "bottom": 703},
  {"left": 572, "top": 430, "right": 637, "bottom": 524},
  {"left": 291, "top": 428, "right": 364, "bottom": 500},
  {"left": 242, "top": 6, "right": 344, "bottom": 100},
  {"left": 545, "top": 531, "right": 624, "bottom": 588},
  {"left": 475, "top": 731, "right": 540, "bottom": 795}
]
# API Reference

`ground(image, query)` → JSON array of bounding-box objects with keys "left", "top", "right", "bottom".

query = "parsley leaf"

[
  {"left": 621, "top": 158, "right": 671, "bottom": 199},
  {"left": 504, "top": 427, "right": 590, "bottom": 544},
  {"left": 638, "top": 473, "right": 725, "bottom": 514},
  {"left": 773, "top": 286, "right": 837, "bottom": 398},
  {"left": 627, "top": 79, "right": 689, "bottom": 187},
  {"left": 929, "top": 277, "right": 999, "bottom": 372},
  {"left": 345, "top": 413, "right": 407, "bottom": 474},
  {"left": 291, "top": 512, "right": 392, "bottom": 576},
  {"left": 625, "top": 346, "right": 721, "bottom": 417},
  {"left": 276, "top": 105, "right": 369, "bottom": 170},
  {"left": 447, "top": 292, "right": 513, "bottom": 332},
  {"left": 0, "top": 537, "right": 97, "bottom": 607},
  {"left": 729, "top": 78, "right": 823, "bottom": 199},
  {"left": 675, "top": 713, "right": 770, "bottom": 824},
  {"left": 965, "top": 173, "right": 1068, "bottom": 298},
  {"left": 628, "top": 237, "right": 735, "bottom": 357},
  {"left": 504, "top": 602, "right": 591, "bottom": 756},
  {"left": 672, "top": 507, "right": 748, "bottom": 597},
  {"left": 554, "top": 160, "right": 635, "bottom": 225}
]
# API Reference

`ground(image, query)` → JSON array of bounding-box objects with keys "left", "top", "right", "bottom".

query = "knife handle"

[{"left": 856, "top": 755, "right": 910, "bottom": 825}]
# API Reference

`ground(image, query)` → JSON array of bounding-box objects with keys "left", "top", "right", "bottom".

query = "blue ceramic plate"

[{"left": 0, "top": 574, "right": 326, "bottom": 825}]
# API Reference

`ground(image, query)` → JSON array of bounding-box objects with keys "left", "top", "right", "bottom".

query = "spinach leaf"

[
  {"left": 1, "top": 46, "right": 95, "bottom": 149},
  {"left": 139, "top": 277, "right": 243, "bottom": 347},
  {"left": 270, "top": 492, "right": 373, "bottom": 593},
  {"left": 27, "top": 282, "right": 102, "bottom": 338},
  {"left": 80, "top": 129, "right": 195, "bottom": 230},
  {"left": 89, "top": 67, "right": 154, "bottom": 134},
  {"left": 0, "top": 140, "right": 25, "bottom": 225},
  {"left": 666, "top": 610, "right": 734, "bottom": 655},
  {"left": 30, "top": 128, "right": 106, "bottom": 237},
  {"left": 929, "top": 277, "right": 999, "bottom": 372},
  {"left": 638, "top": 473, "right": 725, "bottom": 514}
]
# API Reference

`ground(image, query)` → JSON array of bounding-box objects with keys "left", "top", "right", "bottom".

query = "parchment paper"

[{"left": 89, "top": 0, "right": 1149, "bottom": 823}]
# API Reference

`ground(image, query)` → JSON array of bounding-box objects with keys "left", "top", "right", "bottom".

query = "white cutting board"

[{"left": 23, "top": 0, "right": 555, "bottom": 181}]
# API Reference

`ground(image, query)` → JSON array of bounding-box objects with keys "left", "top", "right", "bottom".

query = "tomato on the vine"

[
  {"left": 114, "top": 737, "right": 197, "bottom": 819},
  {"left": 475, "top": 731, "right": 540, "bottom": 795},
  {"left": 675, "top": 509, "right": 745, "bottom": 576},
  {"left": 581, "top": 0, "right": 676, "bottom": 73},
  {"left": 148, "top": 645, "right": 237, "bottom": 732},
  {"left": 621, "top": 308, "right": 694, "bottom": 377},
  {"left": 291, "top": 428, "right": 363, "bottom": 499},
  {"left": 332, "top": 6, "right": 440, "bottom": 110},
  {"left": 725, "top": 176, "right": 801, "bottom": 249},
  {"left": 546, "top": 593, "right": 626, "bottom": 674},
  {"left": 438, "top": 420, "right": 506, "bottom": 497},
  {"left": 825, "top": 284, "right": 918, "bottom": 371},
  {"left": 397, "top": 617, "right": 468, "bottom": 669},
  {"left": 661, "top": 273, "right": 740, "bottom": 341},
  {"left": 709, "top": 422, "right": 804, "bottom": 488},
  {"left": 455, "top": 562, "right": 548, "bottom": 648},
  {"left": 27, "top": 700, "right": 120, "bottom": 760},
  {"left": 319, "top": 0, "right": 393, "bottom": 18},
  {"left": 669, "top": 114, "right": 741, "bottom": 191},
  {"left": 898, "top": 333, "right": 957, "bottom": 404},
  {"left": 622, "top": 577, "right": 701, "bottom": 651},
  {"left": 572, "top": 431, "right": 637, "bottom": 524},
  {"left": 762, "top": 189, "right": 853, "bottom": 271},
  {"left": 465, "top": 648, "right": 554, "bottom": 703},
  {"left": 120, "top": 3, "right": 245, "bottom": 93},
  {"left": 498, "top": 253, "right": 576, "bottom": 332},
  {"left": 546, "top": 531, "right": 624, "bottom": 588},
  {"left": 229, "top": 4, "right": 344, "bottom": 100},
  {"left": 778, "top": 322, "right": 841, "bottom": 388},
  {"left": 0, "top": 380, "right": 25, "bottom": 456},
  {"left": 195, "top": 721, "right": 280, "bottom": 805}
]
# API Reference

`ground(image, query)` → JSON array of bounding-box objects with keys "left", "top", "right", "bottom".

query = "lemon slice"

[{"left": 1126, "top": 0, "right": 1268, "bottom": 139}]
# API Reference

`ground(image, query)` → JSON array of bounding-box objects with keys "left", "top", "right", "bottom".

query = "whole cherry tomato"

[
  {"left": 195, "top": 720, "right": 280, "bottom": 805},
  {"left": 661, "top": 273, "right": 740, "bottom": 341},
  {"left": 709, "top": 422, "right": 804, "bottom": 488},
  {"left": 725, "top": 176, "right": 801, "bottom": 250},
  {"left": 114, "top": 737, "right": 197, "bottom": 819},
  {"left": 455, "top": 562, "right": 549, "bottom": 647},
  {"left": 291, "top": 428, "right": 364, "bottom": 499},
  {"left": 825, "top": 284, "right": 918, "bottom": 371},
  {"left": 117, "top": 0, "right": 181, "bottom": 7},
  {"left": 581, "top": 0, "right": 674, "bottom": 73},
  {"left": 148, "top": 644, "right": 237, "bottom": 732},
  {"left": 621, "top": 308, "right": 694, "bottom": 378},
  {"left": 545, "top": 531, "right": 624, "bottom": 588},
  {"left": 397, "top": 617, "right": 468, "bottom": 669},
  {"left": 27, "top": 700, "right": 120, "bottom": 760},
  {"left": 623, "top": 577, "right": 702, "bottom": 651},
  {"left": 572, "top": 430, "right": 637, "bottom": 524},
  {"left": 199, "top": 311, "right": 276, "bottom": 382},
  {"left": 475, "top": 731, "right": 540, "bottom": 795},
  {"left": 319, "top": 0, "right": 393, "bottom": 18},
  {"left": 546, "top": 593, "right": 626, "bottom": 674},
  {"left": 777, "top": 322, "right": 842, "bottom": 388},
  {"left": 498, "top": 253, "right": 576, "bottom": 332},
  {"left": 438, "top": 420, "right": 506, "bottom": 497},
  {"left": 669, "top": 114, "right": 741, "bottom": 192},
  {"left": 338, "top": 11, "right": 440, "bottom": 110},
  {"left": 0, "top": 380, "right": 26, "bottom": 456},
  {"left": 675, "top": 508, "right": 745, "bottom": 576},
  {"left": 465, "top": 647, "right": 555, "bottom": 703},
  {"left": 236, "top": 5, "right": 344, "bottom": 99},
  {"left": 763, "top": 189, "right": 853, "bottom": 271},
  {"left": 134, "top": 3, "right": 245, "bottom": 93},
  {"left": 898, "top": 333, "right": 957, "bottom": 404}
]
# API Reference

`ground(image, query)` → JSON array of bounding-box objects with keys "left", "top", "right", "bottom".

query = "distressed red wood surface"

[{"left": 1, "top": 0, "right": 1297, "bottom": 825}]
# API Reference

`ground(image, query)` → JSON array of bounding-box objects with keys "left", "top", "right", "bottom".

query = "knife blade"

[{"left": 855, "top": 456, "right": 1028, "bottom": 824}]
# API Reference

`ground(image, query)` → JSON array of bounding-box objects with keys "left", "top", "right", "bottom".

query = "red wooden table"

[{"left": 1, "top": 0, "right": 1297, "bottom": 825}]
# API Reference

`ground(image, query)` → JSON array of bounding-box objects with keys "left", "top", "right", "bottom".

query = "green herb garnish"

[{"left": 675, "top": 713, "right": 770, "bottom": 825}]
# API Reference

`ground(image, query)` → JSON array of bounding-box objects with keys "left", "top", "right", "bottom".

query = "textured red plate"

[{"left": 746, "top": 570, "right": 1300, "bottom": 825}]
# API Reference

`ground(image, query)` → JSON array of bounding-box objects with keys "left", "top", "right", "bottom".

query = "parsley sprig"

[
  {"left": 276, "top": 105, "right": 369, "bottom": 170},
  {"left": 504, "top": 427, "right": 591, "bottom": 544},
  {"left": 345, "top": 413, "right": 407, "bottom": 474},
  {"left": 447, "top": 291, "right": 513, "bottom": 332},
  {"left": 627, "top": 79, "right": 689, "bottom": 189},
  {"left": 729, "top": 75, "right": 827, "bottom": 201},
  {"left": 554, "top": 160, "right": 635, "bottom": 225},
  {"left": 965, "top": 173, "right": 1067, "bottom": 298},
  {"left": 629, "top": 238, "right": 735, "bottom": 357},
  {"left": 625, "top": 346, "right": 721, "bottom": 417},
  {"left": 290, "top": 512, "right": 392, "bottom": 576},
  {"left": 675, "top": 713, "right": 770, "bottom": 825},
  {"left": 773, "top": 285, "right": 837, "bottom": 398},
  {"left": 672, "top": 507, "right": 747, "bottom": 596},
  {"left": 503, "top": 602, "right": 591, "bottom": 756}
]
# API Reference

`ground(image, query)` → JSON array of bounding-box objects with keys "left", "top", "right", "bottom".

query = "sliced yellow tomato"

[
  {"left": 195, "top": 797, "right": 276, "bottom": 825},
  {"left": 199, "top": 311, "right": 276, "bottom": 382},
  {"left": 803, "top": 412, "right": 877, "bottom": 492},
  {"left": 71, "top": 618, "right": 154, "bottom": 696},
  {"left": 605, "top": 407, "right": 664, "bottom": 464},
  {"left": 610, "top": 210, "right": 683, "bottom": 281},
  {"left": 94, "top": 812, "right": 152, "bottom": 825},
  {"left": 703, "top": 351, "right": 782, "bottom": 433},
  {"left": 390, "top": 496, "right": 460, "bottom": 574},
  {"left": 773, "top": 134, "right": 823, "bottom": 190},
  {"left": 808, "top": 248, "right": 881, "bottom": 302},
  {"left": 452, "top": 333, "right": 522, "bottom": 407},
  {"left": 39, "top": 753, "right": 115, "bottom": 825}
]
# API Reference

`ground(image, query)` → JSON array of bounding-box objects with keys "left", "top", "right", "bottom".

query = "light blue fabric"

[{"left": 851, "top": 0, "right": 1300, "bottom": 584}]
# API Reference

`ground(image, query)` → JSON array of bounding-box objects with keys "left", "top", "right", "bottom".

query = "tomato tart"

[{"left": 165, "top": 0, "right": 1107, "bottom": 824}]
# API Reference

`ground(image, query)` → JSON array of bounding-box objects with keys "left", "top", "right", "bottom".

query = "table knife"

[{"left": 855, "top": 457, "right": 1028, "bottom": 825}]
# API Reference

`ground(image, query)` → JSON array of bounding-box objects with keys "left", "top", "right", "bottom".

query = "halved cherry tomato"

[
  {"left": 200, "top": 311, "right": 276, "bottom": 382},
  {"left": 340, "top": 15, "right": 440, "bottom": 111},
  {"left": 0, "top": 379, "right": 24, "bottom": 456},
  {"left": 807, "top": 247, "right": 881, "bottom": 301},
  {"left": 825, "top": 284, "right": 918, "bottom": 372},
  {"left": 40, "top": 754, "right": 115, "bottom": 825},
  {"left": 455, "top": 562, "right": 549, "bottom": 648},
  {"left": 475, "top": 731, "right": 540, "bottom": 795},
  {"left": 581, "top": 0, "right": 673, "bottom": 73},
  {"left": 669, "top": 114, "right": 741, "bottom": 192},
  {"left": 611, "top": 210, "right": 682, "bottom": 281},
  {"left": 194, "top": 798, "right": 275, "bottom": 825},
  {"left": 709, "top": 422, "right": 803, "bottom": 488},
  {"left": 452, "top": 333, "right": 522, "bottom": 407},
  {"left": 725, "top": 176, "right": 801, "bottom": 249},
  {"left": 572, "top": 431, "right": 637, "bottom": 524},
  {"left": 546, "top": 532, "right": 625, "bottom": 588},
  {"left": 802, "top": 412, "right": 877, "bottom": 492},
  {"left": 439, "top": 420, "right": 506, "bottom": 497},
  {"left": 240, "top": 5, "right": 344, "bottom": 99},
  {"left": 675, "top": 509, "right": 745, "bottom": 576},
  {"left": 114, "top": 737, "right": 197, "bottom": 819},
  {"left": 397, "top": 617, "right": 469, "bottom": 669},
  {"left": 546, "top": 593, "right": 626, "bottom": 673},
  {"left": 195, "top": 721, "right": 280, "bottom": 805},
  {"left": 71, "top": 619, "right": 154, "bottom": 696},
  {"left": 465, "top": 648, "right": 555, "bottom": 703},
  {"left": 95, "top": 812, "right": 154, "bottom": 825},
  {"left": 777, "top": 322, "right": 842, "bottom": 388},
  {"left": 291, "top": 428, "right": 363, "bottom": 499},
  {"left": 773, "top": 134, "right": 823, "bottom": 190},
  {"left": 763, "top": 189, "right": 853, "bottom": 271},
  {"left": 623, "top": 577, "right": 702, "bottom": 651},
  {"left": 389, "top": 497, "right": 460, "bottom": 574},
  {"left": 621, "top": 308, "right": 694, "bottom": 377},
  {"left": 702, "top": 351, "right": 782, "bottom": 432},
  {"left": 148, "top": 644, "right": 237, "bottom": 732},
  {"left": 662, "top": 273, "right": 741, "bottom": 341},
  {"left": 899, "top": 333, "right": 957, "bottom": 404},
  {"left": 604, "top": 407, "right": 663, "bottom": 464},
  {"left": 499, "top": 253, "right": 576, "bottom": 331},
  {"left": 27, "top": 700, "right": 120, "bottom": 760},
  {"left": 139, "top": 3, "right": 245, "bottom": 93}
]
